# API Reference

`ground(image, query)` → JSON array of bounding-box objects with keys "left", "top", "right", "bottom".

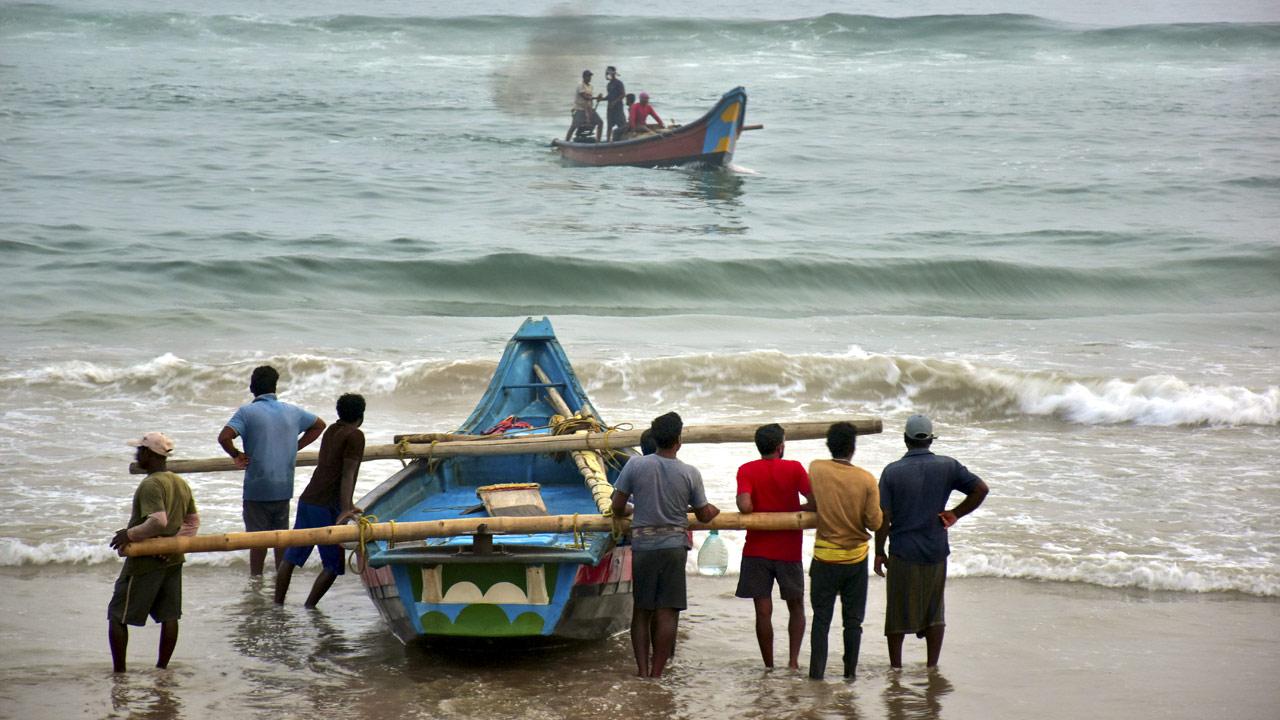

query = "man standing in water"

[
  {"left": 611, "top": 411, "right": 720, "bottom": 678},
  {"left": 275, "top": 393, "right": 366, "bottom": 608},
  {"left": 218, "top": 365, "right": 325, "bottom": 576},
  {"left": 735, "top": 423, "right": 813, "bottom": 671},
  {"left": 874, "top": 415, "right": 988, "bottom": 668},
  {"left": 108, "top": 432, "right": 199, "bottom": 672},
  {"left": 807, "top": 421, "right": 881, "bottom": 680}
]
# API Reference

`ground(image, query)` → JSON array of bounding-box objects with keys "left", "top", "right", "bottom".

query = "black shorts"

[
  {"left": 632, "top": 547, "right": 688, "bottom": 611},
  {"left": 572, "top": 109, "right": 602, "bottom": 128},
  {"left": 107, "top": 564, "right": 183, "bottom": 626},
  {"left": 735, "top": 556, "right": 805, "bottom": 601},
  {"left": 243, "top": 499, "right": 290, "bottom": 532}
]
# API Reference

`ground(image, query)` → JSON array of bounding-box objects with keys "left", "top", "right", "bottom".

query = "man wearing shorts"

[
  {"left": 218, "top": 365, "right": 325, "bottom": 576},
  {"left": 611, "top": 411, "right": 719, "bottom": 678},
  {"left": 274, "top": 393, "right": 366, "bottom": 608},
  {"left": 874, "top": 414, "right": 989, "bottom": 668},
  {"left": 108, "top": 432, "right": 199, "bottom": 672},
  {"left": 735, "top": 423, "right": 813, "bottom": 670},
  {"left": 564, "top": 69, "right": 603, "bottom": 142}
]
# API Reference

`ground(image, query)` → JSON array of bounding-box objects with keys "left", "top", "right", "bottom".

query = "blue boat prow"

[{"left": 356, "top": 318, "right": 634, "bottom": 643}]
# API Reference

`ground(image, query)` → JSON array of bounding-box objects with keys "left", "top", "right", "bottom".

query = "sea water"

[{"left": 1, "top": 0, "right": 1278, "bottom": 715}]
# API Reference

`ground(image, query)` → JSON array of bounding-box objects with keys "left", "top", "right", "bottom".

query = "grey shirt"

[{"left": 615, "top": 454, "right": 709, "bottom": 551}]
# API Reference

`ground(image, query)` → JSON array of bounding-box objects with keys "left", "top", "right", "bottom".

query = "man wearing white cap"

[
  {"left": 108, "top": 432, "right": 199, "bottom": 673},
  {"left": 873, "top": 414, "right": 988, "bottom": 669}
]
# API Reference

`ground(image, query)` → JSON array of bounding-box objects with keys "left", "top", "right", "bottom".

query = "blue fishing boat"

[{"left": 354, "top": 318, "right": 634, "bottom": 643}]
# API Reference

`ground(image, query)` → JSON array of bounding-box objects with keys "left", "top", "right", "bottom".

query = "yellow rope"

[
  {"left": 572, "top": 513, "right": 584, "bottom": 549},
  {"left": 396, "top": 438, "right": 411, "bottom": 468},
  {"left": 351, "top": 513, "right": 379, "bottom": 573}
]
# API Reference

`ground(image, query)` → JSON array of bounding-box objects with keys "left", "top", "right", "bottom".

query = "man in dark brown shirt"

[{"left": 274, "top": 393, "right": 366, "bottom": 608}]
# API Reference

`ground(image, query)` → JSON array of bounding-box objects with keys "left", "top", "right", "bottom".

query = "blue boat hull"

[{"left": 356, "top": 318, "right": 634, "bottom": 643}]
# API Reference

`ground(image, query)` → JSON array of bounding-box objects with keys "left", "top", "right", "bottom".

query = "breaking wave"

[{"left": 4, "top": 349, "right": 1276, "bottom": 427}]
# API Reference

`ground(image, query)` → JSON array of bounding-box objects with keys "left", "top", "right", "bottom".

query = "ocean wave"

[
  {"left": 0, "top": 538, "right": 241, "bottom": 568},
  {"left": 4, "top": 349, "right": 1276, "bottom": 427},
  {"left": 6, "top": 7, "right": 1277, "bottom": 56},
  {"left": 8, "top": 249, "right": 1280, "bottom": 319},
  {"left": 950, "top": 552, "right": 1278, "bottom": 597},
  {"left": 3, "top": 537, "right": 1272, "bottom": 595}
]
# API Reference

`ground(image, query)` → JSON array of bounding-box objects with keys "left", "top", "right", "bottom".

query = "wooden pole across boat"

[
  {"left": 130, "top": 417, "right": 881, "bottom": 474},
  {"left": 119, "top": 511, "right": 816, "bottom": 557}
]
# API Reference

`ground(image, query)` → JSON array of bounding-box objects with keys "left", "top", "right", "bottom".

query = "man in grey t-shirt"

[{"left": 612, "top": 411, "right": 719, "bottom": 678}]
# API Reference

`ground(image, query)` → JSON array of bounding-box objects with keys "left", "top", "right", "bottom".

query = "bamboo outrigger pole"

[
  {"left": 531, "top": 363, "right": 615, "bottom": 515},
  {"left": 120, "top": 511, "right": 816, "bottom": 557},
  {"left": 130, "top": 417, "right": 882, "bottom": 474}
]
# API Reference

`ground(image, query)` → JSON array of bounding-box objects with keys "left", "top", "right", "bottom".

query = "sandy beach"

[{"left": 3, "top": 564, "right": 1276, "bottom": 719}]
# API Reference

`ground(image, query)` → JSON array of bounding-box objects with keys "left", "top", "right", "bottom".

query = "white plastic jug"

[{"left": 697, "top": 529, "right": 729, "bottom": 576}]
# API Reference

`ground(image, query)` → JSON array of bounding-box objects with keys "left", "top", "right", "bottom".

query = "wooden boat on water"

[
  {"left": 552, "top": 87, "right": 750, "bottom": 168},
  {"left": 354, "top": 317, "right": 634, "bottom": 643}
]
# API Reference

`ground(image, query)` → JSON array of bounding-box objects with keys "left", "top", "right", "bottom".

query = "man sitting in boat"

[
  {"left": 627, "top": 92, "right": 665, "bottom": 135},
  {"left": 565, "top": 69, "right": 603, "bottom": 143}
]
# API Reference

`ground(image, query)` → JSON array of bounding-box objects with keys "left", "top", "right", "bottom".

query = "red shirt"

[
  {"left": 628, "top": 102, "right": 662, "bottom": 130},
  {"left": 736, "top": 458, "right": 811, "bottom": 562}
]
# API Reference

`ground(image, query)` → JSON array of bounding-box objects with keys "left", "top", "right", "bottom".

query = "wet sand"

[{"left": 2, "top": 564, "right": 1277, "bottom": 720}]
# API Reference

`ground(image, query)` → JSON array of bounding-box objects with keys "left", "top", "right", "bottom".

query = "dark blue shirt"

[
  {"left": 606, "top": 77, "right": 625, "bottom": 104},
  {"left": 879, "top": 448, "right": 982, "bottom": 564}
]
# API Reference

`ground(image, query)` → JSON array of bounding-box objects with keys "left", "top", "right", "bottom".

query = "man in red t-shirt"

[
  {"left": 627, "top": 92, "right": 665, "bottom": 133},
  {"left": 736, "top": 423, "right": 814, "bottom": 670}
]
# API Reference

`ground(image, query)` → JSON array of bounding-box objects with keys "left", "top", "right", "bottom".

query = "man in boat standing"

[
  {"left": 564, "top": 69, "right": 603, "bottom": 143},
  {"left": 218, "top": 365, "right": 326, "bottom": 576},
  {"left": 274, "top": 393, "right": 366, "bottom": 608},
  {"left": 611, "top": 411, "right": 720, "bottom": 678},
  {"left": 734, "top": 423, "right": 814, "bottom": 671},
  {"left": 108, "top": 432, "right": 199, "bottom": 672},
  {"left": 603, "top": 65, "right": 626, "bottom": 142},
  {"left": 874, "top": 415, "right": 989, "bottom": 668}
]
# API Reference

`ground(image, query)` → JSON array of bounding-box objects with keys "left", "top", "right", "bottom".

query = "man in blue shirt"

[
  {"left": 874, "top": 414, "right": 988, "bottom": 669},
  {"left": 218, "top": 365, "right": 325, "bottom": 576},
  {"left": 611, "top": 411, "right": 719, "bottom": 678}
]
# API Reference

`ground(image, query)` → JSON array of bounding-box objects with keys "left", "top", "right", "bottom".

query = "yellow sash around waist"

[{"left": 813, "top": 538, "right": 869, "bottom": 565}]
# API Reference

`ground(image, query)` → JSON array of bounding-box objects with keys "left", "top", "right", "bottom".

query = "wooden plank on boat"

[
  {"left": 131, "top": 417, "right": 882, "bottom": 474},
  {"left": 477, "top": 483, "right": 548, "bottom": 517},
  {"left": 119, "top": 511, "right": 816, "bottom": 556}
]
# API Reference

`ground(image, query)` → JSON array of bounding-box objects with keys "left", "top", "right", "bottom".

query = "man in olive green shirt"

[{"left": 108, "top": 432, "right": 199, "bottom": 672}]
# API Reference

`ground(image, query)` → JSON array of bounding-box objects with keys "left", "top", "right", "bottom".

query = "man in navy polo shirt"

[
  {"left": 218, "top": 365, "right": 325, "bottom": 576},
  {"left": 874, "top": 414, "right": 988, "bottom": 669}
]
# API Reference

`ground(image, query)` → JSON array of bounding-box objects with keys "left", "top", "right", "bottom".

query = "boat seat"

[{"left": 476, "top": 483, "right": 548, "bottom": 517}]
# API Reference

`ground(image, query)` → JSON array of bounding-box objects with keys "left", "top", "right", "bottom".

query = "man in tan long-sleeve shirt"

[{"left": 807, "top": 422, "right": 882, "bottom": 681}]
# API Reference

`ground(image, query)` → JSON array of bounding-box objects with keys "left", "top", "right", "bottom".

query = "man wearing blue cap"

[{"left": 874, "top": 414, "right": 988, "bottom": 668}]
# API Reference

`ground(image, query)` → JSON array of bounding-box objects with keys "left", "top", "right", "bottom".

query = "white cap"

[
  {"left": 904, "top": 415, "right": 936, "bottom": 440},
  {"left": 127, "top": 432, "right": 175, "bottom": 457}
]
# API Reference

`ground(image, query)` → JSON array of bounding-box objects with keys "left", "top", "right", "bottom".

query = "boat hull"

[
  {"left": 552, "top": 87, "right": 747, "bottom": 168},
  {"left": 355, "top": 317, "right": 635, "bottom": 644},
  {"left": 360, "top": 545, "right": 632, "bottom": 643}
]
